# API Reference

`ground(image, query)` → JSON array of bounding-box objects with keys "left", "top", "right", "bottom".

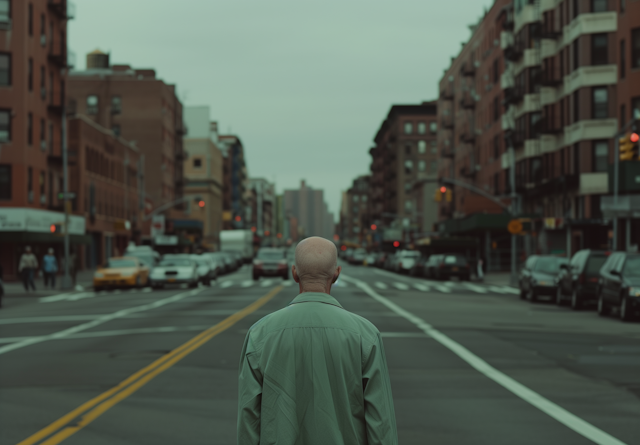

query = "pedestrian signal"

[
  {"left": 445, "top": 189, "right": 453, "bottom": 202},
  {"left": 619, "top": 132, "right": 639, "bottom": 161}
]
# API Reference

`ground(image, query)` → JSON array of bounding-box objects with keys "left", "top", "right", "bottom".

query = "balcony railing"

[
  {"left": 535, "top": 118, "right": 563, "bottom": 135},
  {"left": 47, "top": 0, "right": 75, "bottom": 20},
  {"left": 541, "top": 67, "right": 562, "bottom": 86},
  {"left": 461, "top": 61, "right": 476, "bottom": 77},
  {"left": 440, "top": 86, "right": 454, "bottom": 101},
  {"left": 460, "top": 129, "right": 476, "bottom": 144},
  {"left": 441, "top": 116, "right": 454, "bottom": 129},
  {"left": 459, "top": 94, "right": 476, "bottom": 109},
  {"left": 441, "top": 147, "right": 455, "bottom": 158},
  {"left": 504, "top": 39, "right": 524, "bottom": 62},
  {"left": 503, "top": 85, "right": 525, "bottom": 106}
]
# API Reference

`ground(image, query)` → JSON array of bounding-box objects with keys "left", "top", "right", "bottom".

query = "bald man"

[{"left": 237, "top": 237, "right": 398, "bottom": 445}]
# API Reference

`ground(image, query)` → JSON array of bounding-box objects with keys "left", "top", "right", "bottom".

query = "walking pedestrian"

[
  {"left": 43, "top": 248, "right": 58, "bottom": 289},
  {"left": 18, "top": 246, "right": 38, "bottom": 292},
  {"left": 237, "top": 236, "right": 398, "bottom": 445},
  {"left": 477, "top": 257, "right": 485, "bottom": 281}
]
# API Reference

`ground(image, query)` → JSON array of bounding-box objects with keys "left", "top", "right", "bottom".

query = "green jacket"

[{"left": 237, "top": 292, "right": 398, "bottom": 445}]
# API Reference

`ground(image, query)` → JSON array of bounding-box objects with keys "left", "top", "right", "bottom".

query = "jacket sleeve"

[
  {"left": 237, "top": 331, "right": 263, "bottom": 445},
  {"left": 362, "top": 332, "right": 398, "bottom": 445}
]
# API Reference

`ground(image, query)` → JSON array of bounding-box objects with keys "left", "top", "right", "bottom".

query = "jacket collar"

[{"left": 289, "top": 292, "right": 344, "bottom": 309}]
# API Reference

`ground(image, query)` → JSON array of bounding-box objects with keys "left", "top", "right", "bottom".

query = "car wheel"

[
  {"left": 620, "top": 298, "right": 633, "bottom": 322},
  {"left": 528, "top": 289, "right": 537, "bottom": 303},
  {"left": 571, "top": 290, "right": 581, "bottom": 310},
  {"left": 597, "top": 295, "right": 610, "bottom": 316},
  {"left": 555, "top": 287, "right": 564, "bottom": 306}
]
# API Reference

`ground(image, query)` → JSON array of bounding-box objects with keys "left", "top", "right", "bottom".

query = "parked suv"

[
  {"left": 556, "top": 249, "right": 609, "bottom": 309},
  {"left": 597, "top": 252, "right": 640, "bottom": 321},
  {"left": 519, "top": 255, "right": 567, "bottom": 302}
]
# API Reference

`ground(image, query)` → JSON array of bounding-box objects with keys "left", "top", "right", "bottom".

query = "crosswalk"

[{"left": 38, "top": 278, "right": 517, "bottom": 303}]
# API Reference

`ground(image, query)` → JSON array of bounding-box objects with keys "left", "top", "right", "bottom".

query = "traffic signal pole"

[
  {"left": 613, "top": 135, "right": 619, "bottom": 251},
  {"left": 61, "top": 83, "right": 72, "bottom": 290},
  {"left": 508, "top": 145, "right": 518, "bottom": 287}
]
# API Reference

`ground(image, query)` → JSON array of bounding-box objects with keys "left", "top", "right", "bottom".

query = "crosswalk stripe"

[
  {"left": 434, "top": 284, "right": 451, "bottom": 293},
  {"left": 461, "top": 283, "right": 488, "bottom": 293},
  {"left": 413, "top": 283, "right": 430, "bottom": 292},
  {"left": 501, "top": 286, "right": 520, "bottom": 295},
  {"left": 142, "top": 287, "right": 153, "bottom": 293},
  {"left": 393, "top": 282, "right": 409, "bottom": 290},
  {"left": 220, "top": 281, "right": 234, "bottom": 288},
  {"left": 261, "top": 279, "right": 273, "bottom": 287},
  {"left": 282, "top": 280, "right": 294, "bottom": 287},
  {"left": 67, "top": 292, "right": 96, "bottom": 301},
  {"left": 39, "top": 293, "right": 76, "bottom": 303},
  {"left": 241, "top": 280, "right": 254, "bottom": 288},
  {"left": 488, "top": 285, "right": 508, "bottom": 294},
  {"left": 374, "top": 282, "right": 388, "bottom": 290}
]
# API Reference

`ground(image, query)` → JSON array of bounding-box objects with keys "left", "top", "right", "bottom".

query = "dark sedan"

[
  {"left": 519, "top": 255, "right": 568, "bottom": 302},
  {"left": 253, "top": 248, "right": 289, "bottom": 280},
  {"left": 597, "top": 252, "right": 640, "bottom": 321}
]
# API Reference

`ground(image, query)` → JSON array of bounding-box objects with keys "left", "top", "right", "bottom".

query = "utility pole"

[{"left": 61, "top": 78, "right": 71, "bottom": 290}]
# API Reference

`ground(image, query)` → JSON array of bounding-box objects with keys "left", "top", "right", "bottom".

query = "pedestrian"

[
  {"left": 18, "top": 246, "right": 38, "bottom": 292},
  {"left": 237, "top": 236, "right": 398, "bottom": 445},
  {"left": 43, "top": 248, "right": 58, "bottom": 289},
  {"left": 477, "top": 257, "right": 484, "bottom": 281}
]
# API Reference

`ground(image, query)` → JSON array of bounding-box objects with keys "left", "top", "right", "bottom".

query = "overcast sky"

[{"left": 69, "top": 0, "right": 494, "bottom": 218}]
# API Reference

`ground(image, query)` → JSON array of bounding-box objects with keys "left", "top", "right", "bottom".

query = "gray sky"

[{"left": 69, "top": 0, "right": 494, "bottom": 218}]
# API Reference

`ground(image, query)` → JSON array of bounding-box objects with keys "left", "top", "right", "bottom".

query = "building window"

[
  {"left": 405, "top": 144, "right": 412, "bottom": 155},
  {"left": 86, "top": 95, "right": 99, "bottom": 115},
  {"left": 404, "top": 122, "right": 413, "bottom": 134},
  {"left": 591, "top": 34, "right": 608, "bottom": 65},
  {"left": 431, "top": 140, "right": 437, "bottom": 154},
  {"left": 493, "top": 58, "right": 499, "bottom": 83},
  {"left": 112, "top": 124, "right": 121, "bottom": 137},
  {"left": 27, "top": 167, "right": 33, "bottom": 202},
  {"left": 39, "top": 171, "right": 45, "bottom": 204},
  {"left": 418, "top": 160, "right": 426, "bottom": 172},
  {"left": 632, "top": 28, "right": 640, "bottom": 69},
  {"left": 39, "top": 118, "right": 44, "bottom": 146},
  {"left": 620, "top": 40, "right": 626, "bottom": 79},
  {"left": 417, "top": 122, "right": 426, "bottom": 134},
  {"left": 28, "top": 3, "right": 33, "bottom": 35},
  {"left": 193, "top": 158, "right": 202, "bottom": 168},
  {"left": 493, "top": 135, "right": 500, "bottom": 158},
  {"left": 573, "top": 39, "right": 579, "bottom": 71},
  {"left": 0, "top": 164, "right": 10, "bottom": 200},
  {"left": 430, "top": 160, "right": 438, "bottom": 173},
  {"left": 593, "top": 141, "right": 608, "bottom": 172},
  {"left": 573, "top": 143, "right": 581, "bottom": 174},
  {"left": 353, "top": 195, "right": 359, "bottom": 203},
  {"left": 592, "top": 87, "right": 608, "bottom": 118},
  {"left": 361, "top": 195, "right": 367, "bottom": 203},
  {"left": 494, "top": 173, "right": 500, "bottom": 194},
  {"left": 0, "top": 53, "right": 10, "bottom": 86},
  {"left": 0, "top": 0, "right": 10, "bottom": 24},
  {"left": 28, "top": 58, "right": 33, "bottom": 91},
  {"left": 27, "top": 112, "right": 33, "bottom": 145},
  {"left": 404, "top": 160, "right": 413, "bottom": 174},
  {"left": 493, "top": 96, "right": 500, "bottom": 121},
  {"left": 40, "top": 66, "right": 45, "bottom": 99},
  {"left": 620, "top": 0, "right": 625, "bottom": 13},
  {"left": 48, "top": 121, "right": 53, "bottom": 152},
  {"left": 573, "top": 91, "right": 580, "bottom": 123},
  {"left": 418, "top": 140, "right": 426, "bottom": 154},
  {"left": 591, "top": 0, "right": 607, "bottom": 12},
  {"left": 0, "top": 109, "right": 10, "bottom": 142},
  {"left": 111, "top": 95, "right": 122, "bottom": 114},
  {"left": 429, "top": 122, "right": 437, "bottom": 133},
  {"left": 632, "top": 96, "right": 640, "bottom": 119}
]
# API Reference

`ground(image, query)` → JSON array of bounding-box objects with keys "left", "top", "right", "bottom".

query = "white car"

[
  {"left": 149, "top": 258, "right": 198, "bottom": 289},
  {"left": 394, "top": 250, "right": 421, "bottom": 274}
]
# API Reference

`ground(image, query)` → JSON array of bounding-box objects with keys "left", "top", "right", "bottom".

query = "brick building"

[
  {"left": 218, "top": 135, "right": 249, "bottom": 230},
  {"left": 67, "top": 51, "right": 187, "bottom": 217},
  {"left": 341, "top": 175, "right": 371, "bottom": 245},
  {"left": 248, "top": 178, "right": 275, "bottom": 238},
  {"left": 369, "top": 102, "right": 439, "bottom": 239}
]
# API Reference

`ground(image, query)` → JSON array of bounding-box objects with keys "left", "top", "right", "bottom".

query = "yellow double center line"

[{"left": 17, "top": 285, "right": 283, "bottom": 445}]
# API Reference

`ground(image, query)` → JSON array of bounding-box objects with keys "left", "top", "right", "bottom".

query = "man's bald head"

[{"left": 293, "top": 237, "right": 340, "bottom": 291}]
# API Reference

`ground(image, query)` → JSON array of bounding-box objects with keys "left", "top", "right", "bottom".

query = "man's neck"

[{"left": 299, "top": 285, "right": 331, "bottom": 295}]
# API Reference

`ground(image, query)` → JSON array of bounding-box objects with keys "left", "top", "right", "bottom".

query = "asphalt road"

[{"left": 1, "top": 263, "right": 639, "bottom": 445}]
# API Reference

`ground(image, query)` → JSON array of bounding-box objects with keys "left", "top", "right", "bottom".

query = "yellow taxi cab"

[{"left": 93, "top": 256, "right": 150, "bottom": 291}]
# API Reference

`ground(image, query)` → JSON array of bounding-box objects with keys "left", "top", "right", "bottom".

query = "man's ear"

[
  {"left": 292, "top": 265, "right": 300, "bottom": 283},
  {"left": 332, "top": 266, "right": 342, "bottom": 283}
]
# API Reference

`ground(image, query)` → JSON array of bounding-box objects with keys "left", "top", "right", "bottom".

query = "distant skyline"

[{"left": 69, "top": 0, "right": 495, "bottom": 219}]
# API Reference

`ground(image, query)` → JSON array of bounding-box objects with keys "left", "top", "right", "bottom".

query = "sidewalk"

[
  {"left": 479, "top": 272, "right": 514, "bottom": 287},
  {"left": 2, "top": 270, "right": 95, "bottom": 297}
]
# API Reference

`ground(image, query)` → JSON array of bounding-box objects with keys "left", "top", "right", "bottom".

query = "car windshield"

[
  {"left": 106, "top": 259, "right": 137, "bottom": 268},
  {"left": 159, "top": 259, "right": 192, "bottom": 267},
  {"left": 444, "top": 255, "right": 465, "bottom": 265},
  {"left": 401, "top": 251, "right": 420, "bottom": 258},
  {"left": 534, "top": 257, "right": 565, "bottom": 274},
  {"left": 623, "top": 257, "right": 640, "bottom": 277},
  {"left": 191, "top": 257, "right": 210, "bottom": 266},
  {"left": 585, "top": 256, "right": 608, "bottom": 274},
  {"left": 129, "top": 254, "right": 155, "bottom": 266},
  {"left": 257, "top": 250, "right": 284, "bottom": 260}
]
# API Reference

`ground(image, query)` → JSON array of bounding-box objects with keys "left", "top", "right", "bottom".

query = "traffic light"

[
  {"left": 235, "top": 215, "right": 242, "bottom": 222},
  {"left": 370, "top": 224, "right": 377, "bottom": 231},
  {"left": 445, "top": 189, "right": 453, "bottom": 202},
  {"left": 434, "top": 187, "right": 443, "bottom": 202},
  {"left": 50, "top": 223, "right": 62, "bottom": 234},
  {"left": 198, "top": 200, "right": 205, "bottom": 208},
  {"left": 619, "top": 132, "right": 639, "bottom": 161},
  {"left": 393, "top": 241, "right": 400, "bottom": 248}
]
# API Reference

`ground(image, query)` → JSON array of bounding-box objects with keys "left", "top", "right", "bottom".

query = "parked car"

[
  {"left": 364, "top": 253, "right": 377, "bottom": 266},
  {"left": 93, "top": 257, "right": 150, "bottom": 291},
  {"left": 190, "top": 255, "right": 217, "bottom": 286},
  {"left": 383, "top": 253, "right": 397, "bottom": 270},
  {"left": 519, "top": 255, "right": 568, "bottom": 302},
  {"left": 374, "top": 252, "right": 388, "bottom": 268},
  {"left": 343, "top": 248, "right": 355, "bottom": 263},
  {"left": 393, "top": 250, "right": 421, "bottom": 274},
  {"left": 410, "top": 255, "right": 428, "bottom": 277},
  {"left": 253, "top": 248, "right": 288, "bottom": 280},
  {"left": 349, "top": 248, "right": 367, "bottom": 265},
  {"left": 556, "top": 249, "right": 610, "bottom": 309},
  {"left": 204, "top": 252, "right": 234, "bottom": 274},
  {"left": 423, "top": 254, "right": 444, "bottom": 279},
  {"left": 597, "top": 252, "right": 640, "bottom": 321},
  {"left": 149, "top": 258, "right": 199, "bottom": 289},
  {"left": 126, "top": 250, "right": 159, "bottom": 268}
]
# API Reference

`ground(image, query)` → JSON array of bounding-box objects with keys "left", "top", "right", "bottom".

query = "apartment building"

[
  {"left": 248, "top": 178, "right": 275, "bottom": 237},
  {"left": 283, "top": 181, "right": 334, "bottom": 240},
  {"left": 182, "top": 107, "right": 223, "bottom": 250},
  {"left": 67, "top": 51, "right": 187, "bottom": 214},
  {"left": 342, "top": 175, "right": 371, "bottom": 244},
  {"left": 218, "top": 134, "right": 248, "bottom": 230},
  {"left": 369, "top": 102, "right": 439, "bottom": 237}
]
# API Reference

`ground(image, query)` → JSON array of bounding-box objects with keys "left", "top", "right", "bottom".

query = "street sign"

[
  {"left": 151, "top": 215, "right": 165, "bottom": 236},
  {"left": 57, "top": 192, "right": 76, "bottom": 200},
  {"left": 508, "top": 219, "right": 523, "bottom": 234}
]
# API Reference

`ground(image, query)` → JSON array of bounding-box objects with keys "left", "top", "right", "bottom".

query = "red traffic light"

[
  {"left": 235, "top": 215, "right": 242, "bottom": 222},
  {"left": 198, "top": 200, "right": 205, "bottom": 208},
  {"left": 251, "top": 226, "right": 257, "bottom": 232},
  {"left": 393, "top": 241, "right": 400, "bottom": 248},
  {"left": 371, "top": 224, "right": 377, "bottom": 231},
  {"left": 439, "top": 186, "right": 447, "bottom": 193},
  {"left": 50, "top": 224, "right": 56, "bottom": 233},
  {"left": 341, "top": 245, "right": 347, "bottom": 251},
  {"left": 631, "top": 133, "right": 639, "bottom": 143}
]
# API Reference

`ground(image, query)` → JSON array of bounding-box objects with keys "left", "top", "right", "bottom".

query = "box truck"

[{"left": 220, "top": 230, "right": 253, "bottom": 263}]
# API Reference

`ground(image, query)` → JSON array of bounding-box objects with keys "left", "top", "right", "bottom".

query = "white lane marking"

[
  {"left": 0, "top": 288, "right": 204, "bottom": 356},
  {"left": 374, "top": 282, "right": 388, "bottom": 290},
  {"left": 443, "top": 281, "right": 455, "bottom": 287},
  {"left": 434, "top": 284, "right": 451, "bottom": 293},
  {"left": 241, "top": 280, "right": 254, "bottom": 288},
  {"left": 341, "top": 274, "right": 627, "bottom": 445},
  {"left": 128, "top": 289, "right": 139, "bottom": 293},
  {"left": 393, "top": 282, "right": 410, "bottom": 291},
  {"left": 261, "top": 279, "right": 273, "bottom": 287},
  {"left": 220, "top": 281, "right": 234, "bottom": 288},
  {"left": 488, "top": 285, "right": 509, "bottom": 294},
  {"left": 113, "top": 290, "right": 122, "bottom": 294},
  {"left": 67, "top": 292, "right": 97, "bottom": 301},
  {"left": 39, "top": 293, "right": 76, "bottom": 303},
  {"left": 281, "top": 280, "right": 294, "bottom": 287},
  {"left": 461, "top": 283, "right": 488, "bottom": 294},
  {"left": 501, "top": 286, "right": 520, "bottom": 295},
  {"left": 142, "top": 287, "right": 153, "bottom": 293},
  {"left": 413, "top": 283, "right": 430, "bottom": 292},
  {"left": 0, "top": 315, "right": 103, "bottom": 325},
  {"left": 99, "top": 291, "right": 108, "bottom": 295}
]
